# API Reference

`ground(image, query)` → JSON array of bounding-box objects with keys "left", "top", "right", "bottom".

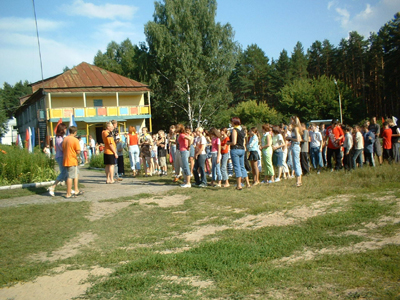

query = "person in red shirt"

[
  {"left": 325, "top": 119, "right": 344, "bottom": 171},
  {"left": 382, "top": 121, "right": 392, "bottom": 164}
]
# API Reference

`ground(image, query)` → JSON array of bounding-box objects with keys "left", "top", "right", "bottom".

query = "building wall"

[
  {"left": 119, "top": 94, "right": 144, "bottom": 106},
  {"left": 0, "top": 117, "right": 18, "bottom": 145},
  {"left": 15, "top": 96, "right": 46, "bottom": 147},
  {"left": 48, "top": 95, "right": 84, "bottom": 108},
  {"left": 47, "top": 93, "right": 145, "bottom": 108}
]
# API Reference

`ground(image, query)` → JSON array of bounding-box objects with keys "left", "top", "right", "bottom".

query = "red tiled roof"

[{"left": 31, "top": 62, "right": 150, "bottom": 93}]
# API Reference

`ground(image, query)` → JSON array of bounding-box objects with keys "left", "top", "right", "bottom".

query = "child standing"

[
  {"left": 220, "top": 128, "right": 230, "bottom": 188},
  {"left": 152, "top": 133, "right": 159, "bottom": 174},
  {"left": 247, "top": 127, "right": 260, "bottom": 185},
  {"left": 381, "top": 121, "right": 392, "bottom": 164},
  {"left": 209, "top": 128, "right": 222, "bottom": 187},
  {"left": 363, "top": 125, "right": 375, "bottom": 167},
  {"left": 157, "top": 130, "right": 168, "bottom": 176},
  {"left": 343, "top": 126, "right": 353, "bottom": 171}
]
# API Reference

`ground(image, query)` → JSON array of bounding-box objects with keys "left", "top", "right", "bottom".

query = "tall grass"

[{"left": 0, "top": 145, "right": 56, "bottom": 186}]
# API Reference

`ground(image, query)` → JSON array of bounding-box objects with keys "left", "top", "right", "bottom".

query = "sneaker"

[
  {"left": 261, "top": 180, "right": 267, "bottom": 184},
  {"left": 180, "top": 183, "right": 191, "bottom": 188},
  {"left": 274, "top": 178, "right": 281, "bottom": 183},
  {"left": 48, "top": 187, "right": 55, "bottom": 197},
  {"left": 317, "top": 171, "right": 321, "bottom": 174},
  {"left": 214, "top": 184, "right": 221, "bottom": 187},
  {"left": 268, "top": 180, "right": 274, "bottom": 184},
  {"left": 199, "top": 183, "right": 207, "bottom": 188}
]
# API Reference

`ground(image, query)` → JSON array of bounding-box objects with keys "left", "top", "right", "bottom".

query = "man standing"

[
  {"left": 102, "top": 122, "right": 119, "bottom": 184},
  {"left": 78, "top": 136, "right": 85, "bottom": 165},
  {"left": 309, "top": 124, "right": 323, "bottom": 174},
  {"left": 62, "top": 126, "right": 83, "bottom": 198},
  {"left": 363, "top": 124, "right": 375, "bottom": 167},
  {"left": 89, "top": 135, "right": 96, "bottom": 156},
  {"left": 368, "top": 117, "right": 382, "bottom": 165},
  {"left": 325, "top": 119, "right": 344, "bottom": 171},
  {"left": 300, "top": 123, "right": 310, "bottom": 175}
]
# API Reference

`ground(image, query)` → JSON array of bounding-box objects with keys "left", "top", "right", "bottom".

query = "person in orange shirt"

[
  {"left": 62, "top": 126, "right": 84, "bottom": 198},
  {"left": 102, "top": 122, "right": 118, "bottom": 183}
]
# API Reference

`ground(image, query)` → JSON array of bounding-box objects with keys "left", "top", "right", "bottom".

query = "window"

[{"left": 93, "top": 99, "right": 103, "bottom": 107}]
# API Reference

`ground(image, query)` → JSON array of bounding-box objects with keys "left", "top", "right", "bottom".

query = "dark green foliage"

[
  {"left": 0, "top": 81, "right": 31, "bottom": 137},
  {"left": 89, "top": 5, "right": 400, "bottom": 127},
  {"left": 229, "top": 44, "right": 271, "bottom": 106},
  {"left": 144, "top": 0, "right": 239, "bottom": 129}
]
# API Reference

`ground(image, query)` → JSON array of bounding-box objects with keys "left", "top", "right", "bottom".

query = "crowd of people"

[
  {"left": 116, "top": 115, "right": 400, "bottom": 189},
  {"left": 48, "top": 115, "right": 400, "bottom": 196}
]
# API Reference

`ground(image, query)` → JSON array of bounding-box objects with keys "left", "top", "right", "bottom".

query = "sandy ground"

[
  {"left": 0, "top": 169, "right": 399, "bottom": 299},
  {"left": 0, "top": 168, "right": 177, "bottom": 208}
]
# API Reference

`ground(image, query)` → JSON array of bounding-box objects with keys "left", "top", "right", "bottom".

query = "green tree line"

[
  {"left": 93, "top": 2, "right": 400, "bottom": 129},
  {"left": 2, "top": 1, "right": 399, "bottom": 133}
]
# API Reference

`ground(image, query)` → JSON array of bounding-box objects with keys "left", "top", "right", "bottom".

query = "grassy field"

[{"left": 0, "top": 164, "right": 399, "bottom": 299}]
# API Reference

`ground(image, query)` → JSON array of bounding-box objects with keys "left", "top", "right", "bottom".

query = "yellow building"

[{"left": 16, "top": 62, "right": 151, "bottom": 146}]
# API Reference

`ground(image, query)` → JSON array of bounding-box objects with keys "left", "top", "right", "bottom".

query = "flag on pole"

[
  {"left": 66, "top": 114, "right": 77, "bottom": 136},
  {"left": 393, "top": 116, "right": 398, "bottom": 126},
  {"left": 382, "top": 117, "right": 385, "bottom": 124},
  {"left": 25, "top": 128, "right": 30, "bottom": 149},
  {"left": 54, "top": 118, "right": 62, "bottom": 134},
  {"left": 26, "top": 128, "right": 32, "bottom": 153},
  {"left": 31, "top": 127, "right": 35, "bottom": 150},
  {"left": 70, "top": 114, "right": 77, "bottom": 127},
  {"left": 16, "top": 134, "right": 23, "bottom": 148}
]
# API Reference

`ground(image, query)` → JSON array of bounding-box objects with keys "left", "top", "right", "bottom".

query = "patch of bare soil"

[
  {"left": 0, "top": 266, "right": 112, "bottom": 300},
  {"left": 161, "top": 275, "right": 214, "bottom": 289},
  {"left": 139, "top": 194, "right": 190, "bottom": 207},
  {"left": 180, "top": 225, "right": 230, "bottom": 242},
  {"left": 87, "top": 201, "right": 135, "bottom": 221},
  {"left": 276, "top": 215, "right": 400, "bottom": 265},
  {"left": 30, "top": 232, "right": 97, "bottom": 262},
  {"left": 87, "top": 195, "right": 190, "bottom": 221}
]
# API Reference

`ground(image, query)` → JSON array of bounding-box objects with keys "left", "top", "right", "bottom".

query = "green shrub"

[
  {"left": 0, "top": 145, "right": 56, "bottom": 186},
  {"left": 89, "top": 153, "right": 105, "bottom": 168}
]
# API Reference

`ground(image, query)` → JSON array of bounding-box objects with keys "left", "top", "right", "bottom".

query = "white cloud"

[
  {"left": 0, "top": 31, "right": 98, "bottom": 84},
  {"left": 327, "top": 1, "right": 336, "bottom": 10},
  {"left": 335, "top": 7, "right": 350, "bottom": 28},
  {"left": 0, "top": 17, "right": 64, "bottom": 33},
  {"left": 94, "top": 21, "right": 144, "bottom": 44},
  {"left": 62, "top": 0, "right": 138, "bottom": 20},
  {"left": 332, "top": 1, "right": 400, "bottom": 37}
]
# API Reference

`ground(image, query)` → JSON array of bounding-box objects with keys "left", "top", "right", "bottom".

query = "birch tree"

[{"left": 144, "top": 0, "right": 238, "bottom": 129}]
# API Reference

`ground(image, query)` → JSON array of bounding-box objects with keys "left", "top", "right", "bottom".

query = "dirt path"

[{"left": 0, "top": 168, "right": 178, "bottom": 208}]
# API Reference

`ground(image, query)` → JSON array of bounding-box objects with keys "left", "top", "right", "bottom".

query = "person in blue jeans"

[
  {"left": 193, "top": 127, "right": 208, "bottom": 187},
  {"left": 286, "top": 116, "right": 303, "bottom": 187},
  {"left": 220, "top": 128, "right": 231, "bottom": 187},
  {"left": 363, "top": 124, "right": 375, "bottom": 167},
  {"left": 309, "top": 124, "right": 323, "bottom": 174},
  {"left": 227, "top": 117, "right": 251, "bottom": 190},
  {"left": 352, "top": 125, "right": 364, "bottom": 169}
]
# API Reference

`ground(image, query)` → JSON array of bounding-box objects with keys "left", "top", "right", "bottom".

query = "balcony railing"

[{"left": 48, "top": 105, "right": 150, "bottom": 119}]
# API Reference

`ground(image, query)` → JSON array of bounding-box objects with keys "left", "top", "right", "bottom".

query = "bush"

[
  {"left": 89, "top": 153, "right": 105, "bottom": 168},
  {"left": 0, "top": 145, "right": 56, "bottom": 186}
]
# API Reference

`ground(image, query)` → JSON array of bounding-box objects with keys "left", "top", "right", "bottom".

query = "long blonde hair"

[{"left": 291, "top": 116, "right": 303, "bottom": 136}]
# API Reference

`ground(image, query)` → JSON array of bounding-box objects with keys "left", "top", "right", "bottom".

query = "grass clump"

[
  {"left": 0, "top": 202, "right": 90, "bottom": 285},
  {"left": 0, "top": 145, "right": 56, "bottom": 186}
]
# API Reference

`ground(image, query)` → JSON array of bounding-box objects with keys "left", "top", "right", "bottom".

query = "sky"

[{"left": 0, "top": 0, "right": 399, "bottom": 86}]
